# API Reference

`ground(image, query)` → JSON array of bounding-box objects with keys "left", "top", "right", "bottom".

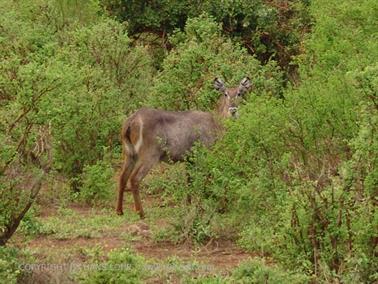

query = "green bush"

[
  {"left": 0, "top": 0, "right": 376, "bottom": 283},
  {"left": 102, "top": 0, "right": 311, "bottom": 72},
  {"left": 76, "top": 248, "right": 146, "bottom": 284},
  {"left": 47, "top": 18, "right": 154, "bottom": 183},
  {"left": 141, "top": 14, "right": 283, "bottom": 245},
  {"left": 0, "top": 0, "right": 64, "bottom": 243},
  {"left": 0, "top": 0, "right": 154, "bottom": 187},
  {"left": 0, "top": 247, "right": 23, "bottom": 284},
  {"left": 185, "top": 276, "right": 227, "bottom": 284},
  {"left": 77, "top": 161, "right": 115, "bottom": 205},
  {"left": 19, "top": 206, "right": 42, "bottom": 237},
  {"left": 144, "top": 164, "right": 187, "bottom": 200},
  {"left": 232, "top": 259, "right": 308, "bottom": 284},
  {"left": 148, "top": 14, "right": 283, "bottom": 111},
  {"left": 151, "top": 1, "right": 377, "bottom": 281}
]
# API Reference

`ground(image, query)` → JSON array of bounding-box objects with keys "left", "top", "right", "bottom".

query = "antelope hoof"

[
  {"left": 134, "top": 207, "right": 145, "bottom": 219},
  {"left": 116, "top": 209, "right": 124, "bottom": 215}
]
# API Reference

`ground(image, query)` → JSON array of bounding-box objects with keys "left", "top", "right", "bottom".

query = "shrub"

[
  {"left": 142, "top": 15, "right": 283, "bottom": 245},
  {"left": 48, "top": 18, "right": 154, "bottom": 184},
  {"left": 76, "top": 248, "right": 146, "bottom": 284},
  {"left": 1, "top": 0, "right": 155, "bottom": 188},
  {"left": 102, "top": 0, "right": 311, "bottom": 72},
  {"left": 77, "top": 161, "right": 115, "bottom": 205},
  {"left": 0, "top": 247, "right": 23, "bottom": 284},
  {"left": 0, "top": 0, "right": 64, "bottom": 245},
  {"left": 152, "top": 1, "right": 377, "bottom": 281},
  {"left": 19, "top": 206, "right": 42, "bottom": 237},
  {"left": 232, "top": 259, "right": 308, "bottom": 284},
  {"left": 148, "top": 14, "right": 283, "bottom": 111}
]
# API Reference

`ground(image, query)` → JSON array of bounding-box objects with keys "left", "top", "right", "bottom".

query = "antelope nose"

[{"left": 229, "top": 107, "right": 238, "bottom": 114}]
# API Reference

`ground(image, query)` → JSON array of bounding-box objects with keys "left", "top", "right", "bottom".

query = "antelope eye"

[{"left": 224, "top": 92, "right": 228, "bottom": 97}]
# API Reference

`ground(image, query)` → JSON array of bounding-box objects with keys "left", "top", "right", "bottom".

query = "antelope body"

[{"left": 116, "top": 77, "right": 251, "bottom": 217}]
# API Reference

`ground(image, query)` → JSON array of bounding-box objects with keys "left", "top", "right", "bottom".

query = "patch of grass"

[
  {"left": 72, "top": 244, "right": 228, "bottom": 283},
  {"left": 19, "top": 205, "right": 43, "bottom": 238},
  {"left": 120, "top": 231, "right": 143, "bottom": 243},
  {"left": 25, "top": 245, "right": 82, "bottom": 264},
  {"left": 0, "top": 247, "right": 24, "bottom": 284},
  {"left": 184, "top": 276, "right": 229, "bottom": 283},
  {"left": 146, "top": 201, "right": 179, "bottom": 220},
  {"left": 74, "top": 247, "right": 146, "bottom": 284},
  {"left": 145, "top": 256, "right": 219, "bottom": 283},
  {"left": 0, "top": 247, "right": 35, "bottom": 284},
  {"left": 231, "top": 259, "right": 309, "bottom": 284},
  {"left": 151, "top": 224, "right": 186, "bottom": 245},
  {"left": 36, "top": 175, "right": 73, "bottom": 208},
  {"left": 78, "top": 245, "right": 104, "bottom": 260},
  {"left": 38, "top": 207, "right": 133, "bottom": 240}
]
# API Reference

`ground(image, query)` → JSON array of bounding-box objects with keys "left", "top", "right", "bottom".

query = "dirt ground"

[{"left": 11, "top": 193, "right": 258, "bottom": 283}]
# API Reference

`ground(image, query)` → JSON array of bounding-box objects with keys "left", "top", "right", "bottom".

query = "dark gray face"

[{"left": 214, "top": 77, "right": 252, "bottom": 117}]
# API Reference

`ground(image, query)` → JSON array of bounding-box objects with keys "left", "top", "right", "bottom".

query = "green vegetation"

[
  {"left": 38, "top": 207, "right": 130, "bottom": 239},
  {"left": 0, "top": 0, "right": 376, "bottom": 283},
  {"left": 0, "top": 247, "right": 23, "bottom": 284},
  {"left": 75, "top": 247, "right": 145, "bottom": 283},
  {"left": 77, "top": 161, "right": 115, "bottom": 205},
  {"left": 231, "top": 259, "right": 309, "bottom": 284}
]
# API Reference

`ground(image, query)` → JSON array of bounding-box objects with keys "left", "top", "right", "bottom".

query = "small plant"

[
  {"left": 79, "top": 245, "right": 104, "bottom": 261},
  {"left": 39, "top": 208, "right": 126, "bottom": 239},
  {"left": 75, "top": 247, "right": 146, "bottom": 283},
  {"left": 184, "top": 276, "right": 228, "bottom": 284},
  {"left": 0, "top": 247, "right": 23, "bottom": 284},
  {"left": 19, "top": 206, "right": 42, "bottom": 237},
  {"left": 238, "top": 224, "right": 275, "bottom": 256},
  {"left": 77, "top": 160, "right": 115, "bottom": 205},
  {"left": 152, "top": 226, "right": 177, "bottom": 243},
  {"left": 232, "top": 259, "right": 309, "bottom": 284}
]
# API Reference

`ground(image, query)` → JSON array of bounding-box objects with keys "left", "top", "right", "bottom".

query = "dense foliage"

[
  {"left": 101, "top": 0, "right": 311, "bottom": 75},
  {"left": 0, "top": 0, "right": 376, "bottom": 283}
]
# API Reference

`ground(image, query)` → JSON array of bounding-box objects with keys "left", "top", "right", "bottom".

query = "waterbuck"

[{"left": 116, "top": 77, "right": 251, "bottom": 217}]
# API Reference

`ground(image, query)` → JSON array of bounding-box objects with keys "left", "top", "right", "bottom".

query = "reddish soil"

[
  {"left": 133, "top": 240, "right": 254, "bottom": 272},
  {"left": 27, "top": 235, "right": 253, "bottom": 272},
  {"left": 28, "top": 234, "right": 127, "bottom": 254},
  {"left": 18, "top": 195, "right": 256, "bottom": 283}
]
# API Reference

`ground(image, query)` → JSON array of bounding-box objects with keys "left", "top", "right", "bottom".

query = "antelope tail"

[{"left": 121, "top": 116, "right": 138, "bottom": 160}]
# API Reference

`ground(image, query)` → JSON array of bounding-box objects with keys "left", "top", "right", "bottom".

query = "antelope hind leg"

[
  {"left": 116, "top": 156, "right": 135, "bottom": 215},
  {"left": 129, "top": 156, "right": 159, "bottom": 218}
]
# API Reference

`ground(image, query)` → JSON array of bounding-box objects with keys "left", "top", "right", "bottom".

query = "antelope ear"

[
  {"left": 214, "top": 78, "right": 226, "bottom": 93},
  {"left": 239, "top": 77, "right": 251, "bottom": 94}
]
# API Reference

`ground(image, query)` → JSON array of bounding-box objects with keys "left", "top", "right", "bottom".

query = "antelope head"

[{"left": 214, "top": 77, "right": 251, "bottom": 118}]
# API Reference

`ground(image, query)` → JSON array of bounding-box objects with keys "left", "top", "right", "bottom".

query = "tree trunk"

[{"left": 0, "top": 173, "right": 44, "bottom": 246}]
